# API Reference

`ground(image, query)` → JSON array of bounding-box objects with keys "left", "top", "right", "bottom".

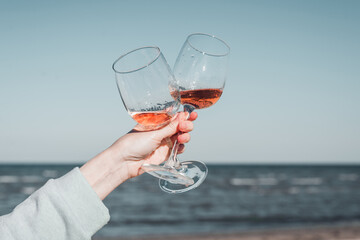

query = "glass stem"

[{"left": 164, "top": 104, "right": 195, "bottom": 169}]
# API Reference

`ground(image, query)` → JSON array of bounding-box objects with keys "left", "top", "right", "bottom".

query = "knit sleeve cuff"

[{"left": 54, "top": 167, "right": 110, "bottom": 237}]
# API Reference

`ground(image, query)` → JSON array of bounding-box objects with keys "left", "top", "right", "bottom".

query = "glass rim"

[
  {"left": 112, "top": 46, "right": 161, "bottom": 74},
  {"left": 186, "top": 33, "right": 230, "bottom": 57}
]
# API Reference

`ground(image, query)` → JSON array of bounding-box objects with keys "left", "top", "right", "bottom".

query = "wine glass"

[
  {"left": 159, "top": 33, "right": 230, "bottom": 193},
  {"left": 112, "top": 46, "right": 196, "bottom": 186}
]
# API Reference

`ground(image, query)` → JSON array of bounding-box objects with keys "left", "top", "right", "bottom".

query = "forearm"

[{"left": 80, "top": 147, "right": 129, "bottom": 200}]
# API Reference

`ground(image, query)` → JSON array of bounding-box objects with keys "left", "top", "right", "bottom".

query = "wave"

[
  {"left": 230, "top": 178, "right": 278, "bottom": 186},
  {"left": 0, "top": 175, "right": 20, "bottom": 183},
  {"left": 291, "top": 178, "right": 322, "bottom": 185}
]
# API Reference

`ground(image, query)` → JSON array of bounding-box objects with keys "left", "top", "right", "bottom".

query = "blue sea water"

[{"left": 0, "top": 164, "right": 360, "bottom": 237}]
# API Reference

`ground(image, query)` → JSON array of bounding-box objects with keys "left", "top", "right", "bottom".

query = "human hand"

[
  {"left": 80, "top": 111, "right": 197, "bottom": 200},
  {"left": 109, "top": 111, "right": 197, "bottom": 179}
]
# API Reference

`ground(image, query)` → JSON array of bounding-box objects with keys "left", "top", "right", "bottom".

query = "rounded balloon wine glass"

[
  {"left": 112, "top": 46, "right": 196, "bottom": 187},
  {"left": 159, "top": 33, "right": 230, "bottom": 193}
]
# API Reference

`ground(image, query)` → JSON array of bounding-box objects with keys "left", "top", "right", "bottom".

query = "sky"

[{"left": 0, "top": 0, "right": 359, "bottom": 164}]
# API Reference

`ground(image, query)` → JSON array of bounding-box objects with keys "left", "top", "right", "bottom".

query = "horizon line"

[{"left": 0, "top": 162, "right": 359, "bottom": 166}]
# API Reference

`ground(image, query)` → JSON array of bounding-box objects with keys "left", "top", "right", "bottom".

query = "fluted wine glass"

[{"left": 159, "top": 33, "right": 230, "bottom": 193}]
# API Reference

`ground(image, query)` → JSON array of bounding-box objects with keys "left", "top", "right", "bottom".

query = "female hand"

[
  {"left": 109, "top": 111, "right": 197, "bottom": 178},
  {"left": 80, "top": 112, "right": 197, "bottom": 200}
]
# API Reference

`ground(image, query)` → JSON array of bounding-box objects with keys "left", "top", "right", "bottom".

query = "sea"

[{"left": 0, "top": 164, "right": 360, "bottom": 238}]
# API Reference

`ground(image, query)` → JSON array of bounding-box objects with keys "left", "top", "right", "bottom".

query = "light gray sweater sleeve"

[{"left": 0, "top": 167, "right": 110, "bottom": 240}]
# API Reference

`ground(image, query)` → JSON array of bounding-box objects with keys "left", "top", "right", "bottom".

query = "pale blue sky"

[{"left": 0, "top": 0, "right": 359, "bottom": 164}]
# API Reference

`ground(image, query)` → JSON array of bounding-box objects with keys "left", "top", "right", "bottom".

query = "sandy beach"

[{"left": 94, "top": 224, "right": 360, "bottom": 240}]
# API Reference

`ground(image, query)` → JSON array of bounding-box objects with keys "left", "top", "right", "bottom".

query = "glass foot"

[
  {"left": 159, "top": 160, "right": 208, "bottom": 194},
  {"left": 141, "top": 163, "right": 194, "bottom": 185}
]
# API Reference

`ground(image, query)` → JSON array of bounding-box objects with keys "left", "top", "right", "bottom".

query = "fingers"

[
  {"left": 156, "top": 113, "right": 181, "bottom": 138},
  {"left": 178, "top": 132, "right": 190, "bottom": 144},
  {"left": 177, "top": 112, "right": 195, "bottom": 144},
  {"left": 179, "top": 120, "right": 193, "bottom": 133},
  {"left": 188, "top": 112, "right": 198, "bottom": 121},
  {"left": 178, "top": 111, "right": 196, "bottom": 132},
  {"left": 177, "top": 144, "right": 185, "bottom": 154},
  {"left": 179, "top": 111, "right": 197, "bottom": 122},
  {"left": 156, "top": 111, "right": 197, "bottom": 140}
]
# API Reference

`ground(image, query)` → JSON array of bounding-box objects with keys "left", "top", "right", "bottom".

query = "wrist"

[{"left": 80, "top": 147, "right": 129, "bottom": 200}]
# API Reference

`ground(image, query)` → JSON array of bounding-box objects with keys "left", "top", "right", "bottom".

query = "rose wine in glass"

[
  {"left": 179, "top": 88, "right": 223, "bottom": 109},
  {"left": 159, "top": 33, "right": 230, "bottom": 193},
  {"left": 131, "top": 112, "right": 173, "bottom": 126}
]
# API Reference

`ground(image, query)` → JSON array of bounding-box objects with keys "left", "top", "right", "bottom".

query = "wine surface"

[
  {"left": 132, "top": 112, "right": 172, "bottom": 126},
  {"left": 179, "top": 88, "right": 223, "bottom": 109}
]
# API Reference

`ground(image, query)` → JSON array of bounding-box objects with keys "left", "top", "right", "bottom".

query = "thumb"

[{"left": 156, "top": 112, "right": 187, "bottom": 139}]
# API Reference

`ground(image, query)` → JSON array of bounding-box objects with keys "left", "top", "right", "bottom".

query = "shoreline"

[{"left": 93, "top": 223, "right": 360, "bottom": 240}]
